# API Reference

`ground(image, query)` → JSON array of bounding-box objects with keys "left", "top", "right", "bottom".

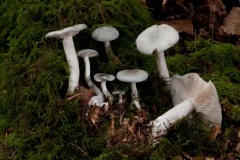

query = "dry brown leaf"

[
  {"left": 89, "top": 105, "right": 103, "bottom": 126},
  {"left": 73, "top": 86, "right": 95, "bottom": 123},
  {"left": 236, "top": 142, "right": 240, "bottom": 153},
  {"left": 157, "top": 19, "right": 194, "bottom": 35},
  {"left": 162, "top": 0, "right": 168, "bottom": 5},
  {"left": 205, "top": 157, "right": 215, "bottom": 160},
  {"left": 220, "top": 7, "right": 240, "bottom": 36},
  {"left": 209, "top": 0, "right": 227, "bottom": 18},
  {"left": 211, "top": 124, "right": 222, "bottom": 139},
  {"left": 208, "top": 0, "right": 227, "bottom": 29},
  {"left": 78, "top": 86, "right": 95, "bottom": 107}
]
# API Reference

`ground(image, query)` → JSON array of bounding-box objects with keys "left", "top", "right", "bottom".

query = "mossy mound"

[
  {"left": 0, "top": 0, "right": 240, "bottom": 159},
  {"left": 0, "top": 0, "right": 153, "bottom": 159}
]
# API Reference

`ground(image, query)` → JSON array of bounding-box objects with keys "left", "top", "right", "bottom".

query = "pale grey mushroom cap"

[
  {"left": 94, "top": 73, "right": 115, "bottom": 82},
  {"left": 45, "top": 24, "right": 87, "bottom": 39},
  {"left": 136, "top": 24, "right": 179, "bottom": 55},
  {"left": 112, "top": 90, "right": 125, "bottom": 95},
  {"left": 77, "top": 49, "right": 99, "bottom": 58},
  {"left": 169, "top": 73, "right": 222, "bottom": 125},
  {"left": 116, "top": 69, "right": 148, "bottom": 83},
  {"left": 92, "top": 26, "right": 119, "bottom": 42}
]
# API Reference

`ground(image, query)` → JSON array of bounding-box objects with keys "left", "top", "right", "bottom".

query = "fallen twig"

[
  {"left": 69, "top": 143, "right": 92, "bottom": 159},
  {"left": 67, "top": 93, "right": 82, "bottom": 101}
]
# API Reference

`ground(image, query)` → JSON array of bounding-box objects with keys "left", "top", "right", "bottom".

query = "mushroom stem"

[
  {"left": 112, "top": 90, "right": 125, "bottom": 104},
  {"left": 131, "top": 83, "right": 141, "bottom": 110},
  {"left": 83, "top": 56, "right": 103, "bottom": 97},
  {"left": 100, "top": 81, "right": 113, "bottom": 102},
  {"left": 62, "top": 37, "right": 80, "bottom": 95},
  {"left": 152, "top": 98, "right": 196, "bottom": 138},
  {"left": 103, "top": 41, "right": 122, "bottom": 65},
  {"left": 118, "top": 94, "right": 123, "bottom": 104},
  {"left": 155, "top": 51, "right": 170, "bottom": 82}
]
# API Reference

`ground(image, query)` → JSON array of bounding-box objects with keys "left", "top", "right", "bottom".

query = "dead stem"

[
  {"left": 96, "top": 3, "right": 106, "bottom": 23},
  {"left": 69, "top": 143, "right": 92, "bottom": 159},
  {"left": 67, "top": 93, "right": 81, "bottom": 101}
]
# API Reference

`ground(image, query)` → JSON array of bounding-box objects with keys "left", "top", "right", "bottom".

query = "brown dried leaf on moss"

[
  {"left": 75, "top": 86, "right": 95, "bottom": 123},
  {"left": 157, "top": 19, "right": 194, "bottom": 35},
  {"left": 208, "top": 0, "right": 227, "bottom": 18},
  {"left": 220, "top": 7, "right": 240, "bottom": 35},
  {"left": 77, "top": 86, "right": 95, "bottom": 106}
]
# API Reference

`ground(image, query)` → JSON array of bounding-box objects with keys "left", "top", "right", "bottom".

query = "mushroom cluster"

[
  {"left": 45, "top": 23, "right": 222, "bottom": 144},
  {"left": 45, "top": 24, "right": 150, "bottom": 128},
  {"left": 136, "top": 24, "right": 222, "bottom": 142}
]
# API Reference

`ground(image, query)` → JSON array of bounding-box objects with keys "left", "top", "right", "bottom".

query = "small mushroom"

[
  {"left": 112, "top": 90, "right": 125, "bottom": 104},
  {"left": 92, "top": 26, "right": 122, "bottom": 65},
  {"left": 151, "top": 73, "right": 222, "bottom": 140},
  {"left": 45, "top": 24, "right": 87, "bottom": 95},
  {"left": 116, "top": 69, "right": 148, "bottom": 110},
  {"left": 136, "top": 24, "right": 179, "bottom": 82},
  {"left": 77, "top": 49, "right": 104, "bottom": 106},
  {"left": 94, "top": 73, "right": 115, "bottom": 103}
]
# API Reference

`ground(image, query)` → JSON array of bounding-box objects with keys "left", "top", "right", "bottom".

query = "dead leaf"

[
  {"left": 77, "top": 86, "right": 95, "bottom": 107},
  {"left": 89, "top": 105, "right": 103, "bottom": 126},
  {"left": 162, "top": 0, "right": 167, "bottom": 5},
  {"left": 157, "top": 19, "right": 194, "bottom": 35},
  {"left": 208, "top": 0, "right": 227, "bottom": 29},
  {"left": 77, "top": 86, "right": 95, "bottom": 123},
  {"left": 220, "top": 7, "right": 240, "bottom": 36},
  {"left": 236, "top": 142, "right": 240, "bottom": 153},
  {"left": 205, "top": 157, "right": 215, "bottom": 160},
  {"left": 211, "top": 124, "right": 222, "bottom": 139},
  {"left": 209, "top": 0, "right": 227, "bottom": 18}
]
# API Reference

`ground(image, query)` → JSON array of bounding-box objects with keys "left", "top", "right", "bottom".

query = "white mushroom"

[
  {"left": 151, "top": 73, "right": 222, "bottom": 140},
  {"left": 45, "top": 24, "right": 87, "bottom": 95},
  {"left": 77, "top": 49, "right": 104, "bottom": 106},
  {"left": 136, "top": 24, "right": 179, "bottom": 82},
  {"left": 94, "top": 73, "right": 115, "bottom": 103},
  {"left": 112, "top": 90, "right": 125, "bottom": 104},
  {"left": 92, "top": 26, "right": 122, "bottom": 65},
  {"left": 116, "top": 69, "right": 148, "bottom": 110}
]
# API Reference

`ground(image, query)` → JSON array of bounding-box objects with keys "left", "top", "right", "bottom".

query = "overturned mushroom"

[
  {"left": 151, "top": 73, "right": 222, "bottom": 141},
  {"left": 136, "top": 24, "right": 179, "bottom": 82},
  {"left": 45, "top": 24, "right": 87, "bottom": 95},
  {"left": 116, "top": 69, "right": 148, "bottom": 110}
]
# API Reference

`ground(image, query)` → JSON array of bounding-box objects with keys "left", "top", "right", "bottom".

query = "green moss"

[
  {"left": 168, "top": 39, "right": 240, "bottom": 105},
  {"left": 0, "top": 0, "right": 152, "bottom": 159},
  {"left": 150, "top": 114, "right": 223, "bottom": 159},
  {"left": 1, "top": 0, "right": 240, "bottom": 159}
]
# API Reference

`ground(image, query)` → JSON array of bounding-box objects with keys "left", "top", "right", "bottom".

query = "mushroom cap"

[
  {"left": 136, "top": 24, "right": 179, "bottom": 55},
  {"left": 94, "top": 73, "right": 115, "bottom": 82},
  {"left": 77, "top": 49, "right": 99, "bottom": 58},
  {"left": 116, "top": 69, "right": 148, "bottom": 83},
  {"left": 169, "top": 73, "right": 222, "bottom": 125},
  {"left": 92, "top": 26, "right": 119, "bottom": 42},
  {"left": 112, "top": 90, "right": 125, "bottom": 95},
  {"left": 45, "top": 24, "right": 87, "bottom": 39}
]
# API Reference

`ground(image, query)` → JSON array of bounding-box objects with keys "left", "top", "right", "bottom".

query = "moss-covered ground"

[{"left": 0, "top": 0, "right": 239, "bottom": 159}]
